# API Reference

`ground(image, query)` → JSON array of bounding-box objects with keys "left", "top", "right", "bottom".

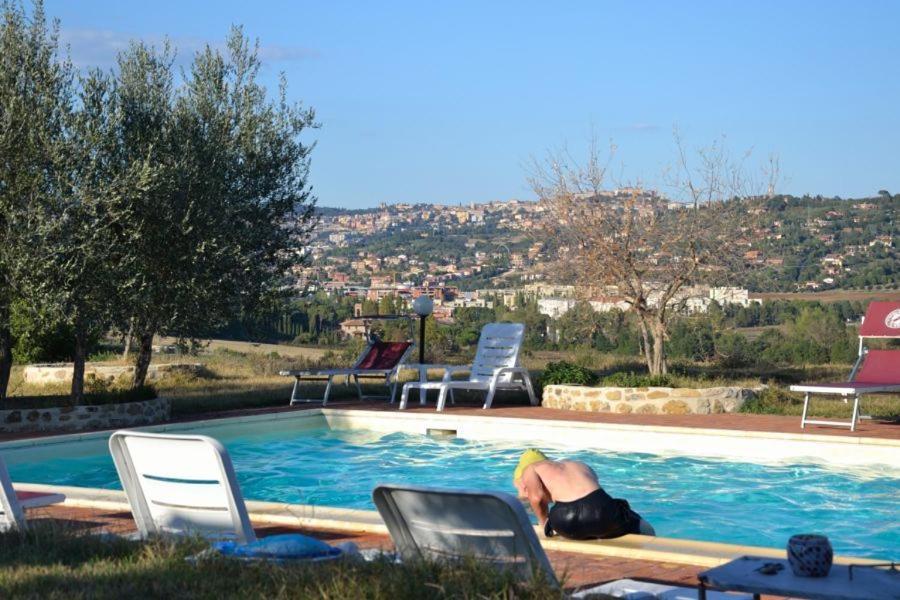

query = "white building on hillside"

[{"left": 538, "top": 298, "right": 577, "bottom": 318}]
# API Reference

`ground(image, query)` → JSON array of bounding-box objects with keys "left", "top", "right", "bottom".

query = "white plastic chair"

[
  {"left": 109, "top": 430, "right": 256, "bottom": 543},
  {"left": 373, "top": 484, "right": 558, "bottom": 587},
  {"left": 399, "top": 322, "right": 538, "bottom": 411},
  {"left": 0, "top": 456, "right": 64, "bottom": 531}
]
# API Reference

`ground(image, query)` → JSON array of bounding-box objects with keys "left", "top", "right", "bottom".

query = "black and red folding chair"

[{"left": 790, "top": 301, "right": 900, "bottom": 431}]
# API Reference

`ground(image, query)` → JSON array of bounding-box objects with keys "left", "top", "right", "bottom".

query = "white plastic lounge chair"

[
  {"left": 372, "top": 484, "right": 558, "bottom": 586},
  {"left": 790, "top": 301, "right": 900, "bottom": 431},
  {"left": 0, "top": 456, "right": 65, "bottom": 531},
  {"left": 280, "top": 337, "right": 413, "bottom": 405},
  {"left": 109, "top": 430, "right": 255, "bottom": 543},
  {"left": 398, "top": 322, "right": 537, "bottom": 411}
]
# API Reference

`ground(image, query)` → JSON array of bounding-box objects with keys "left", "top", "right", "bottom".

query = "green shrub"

[
  {"left": 740, "top": 386, "right": 803, "bottom": 414},
  {"left": 668, "top": 320, "right": 716, "bottom": 362},
  {"left": 602, "top": 371, "right": 675, "bottom": 388},
  {"left": 714, "top": 332, "right": 757, "bottom": 368},
  {"left": 538, "top": 361, "right": 598, "bottom": 387},
  {"left": 10, "top": 300, "right": 100, "bottom": 364}
]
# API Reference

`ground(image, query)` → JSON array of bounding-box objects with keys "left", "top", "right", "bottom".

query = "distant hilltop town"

[{"left": 292, "top": 191, "right": 897, "bottom": 324}]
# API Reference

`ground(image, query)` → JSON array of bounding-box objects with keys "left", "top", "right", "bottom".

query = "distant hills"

[{"left": 305, "top": 194, "right": 897, "bottom": 292}]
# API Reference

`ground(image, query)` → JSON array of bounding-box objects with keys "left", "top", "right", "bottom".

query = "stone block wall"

[
  {"left": 542, "top": 385, "right": 756, "bottom": 415},
  {"left": 0, "top": 398, "right": 171, "bottom": 434},
  {"left": 22, "top": 363, "right": 203, "bottom": 386}
]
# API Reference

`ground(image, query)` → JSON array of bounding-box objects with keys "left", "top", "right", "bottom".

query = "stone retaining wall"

[
  {"left": 543, "top": 385, "right": 757, "bottom": 415},
  {"left": 0, "top": 398, "right": 170, "bottom": 434},
  {"left": 22, "top": 363, "right": 203, "bottom": 386}
]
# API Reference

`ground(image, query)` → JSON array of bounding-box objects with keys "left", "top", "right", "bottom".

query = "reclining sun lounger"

[
  {"left": 280, "top": 336, "right": 413, "bottom": 405},
  {"left": 109, "top": 430, "right": 256, "bottom": 543},
  {"left": 398, "top": 322, "right": 537, "bottom": 411},
  {"left": 373, "top": 484, "right": 558, "bottom": 586},
  {"left": 790, "top": 301, "right": 900, "bottom": 431},
  {"left": 0, "top": 456, "right": 65, "bottom": 531}
]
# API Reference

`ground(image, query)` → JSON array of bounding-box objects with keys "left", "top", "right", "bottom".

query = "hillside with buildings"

[{"left": 288, "top": 192, "right": 896, "bottom": 324}]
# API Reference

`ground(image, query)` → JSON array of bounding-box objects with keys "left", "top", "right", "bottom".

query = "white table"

[
  {"left": 698, "top": 556, "right": 900, "bottom": 600},
  {"left": 403, "top": 364, "right": 466, "bottom": 405}
]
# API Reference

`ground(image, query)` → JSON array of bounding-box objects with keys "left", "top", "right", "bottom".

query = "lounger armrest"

[
  {"left": 280, "top": 369, "right": 332, "bottom": 377},
  {"left": 280, "top": 368, "right": 380, "bottom": 377},
  {"left": 493, "top": 367, "right": 531, "bottom": 381},
  {"left": 441, "top": 365, "right": 471, "bottom": 381}
]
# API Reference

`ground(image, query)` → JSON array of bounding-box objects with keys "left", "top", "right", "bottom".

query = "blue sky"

[{"left": 46, "top": 1, "right": 900, "bottom": 208}]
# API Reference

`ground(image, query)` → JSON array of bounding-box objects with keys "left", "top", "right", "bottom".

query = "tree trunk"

[
  {"left": 132, "top": 330, "right": 155, "bottom": 389},
  {"left": 0, "top": 320, "right": 12, "bottom": 401},
  {"left": 636, "top": 314, "right": 654, "bottom": 374},
  {"left": 72, "top": 325, "right": 87, "bottom": 404},
  {"left": 649, "top": 320, "right": 668, "bottom": 376},
  {"left": 122, "top": 317, "right": 135, "bottom": 358}
]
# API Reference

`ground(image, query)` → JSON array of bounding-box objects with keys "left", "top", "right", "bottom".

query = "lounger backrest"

[
  {"left": 858, "top": 301, "right": 900, "bottom": 338},
  {"left": 470, "top": 323, "right": 525, "bottom": 383},
  {"left": 0, "top": 457, "right": 26, "bottom": 532},
  {"left": 109, "top": 431, "right": 255, "bottom": 543},
  {"left": 854, "top": 349, "right": 900, "bottom": 384},
  {"left": 355, "top": 341, "right": 412, "bottom": 370},
  {"left": 373, "top": 484, "right": 557, "bottom": 587}
]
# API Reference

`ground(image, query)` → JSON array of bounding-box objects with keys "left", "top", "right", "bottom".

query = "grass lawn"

[{"left": 0, "top": 525, "right": 568, "bottom": 599}]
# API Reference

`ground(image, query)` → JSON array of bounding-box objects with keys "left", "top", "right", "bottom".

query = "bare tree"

[{"left": 529, "top": 132, "right": 777, "bottom": 375}]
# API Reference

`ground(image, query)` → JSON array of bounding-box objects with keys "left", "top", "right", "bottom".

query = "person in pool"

[{"left": 512, "top": 448, "right": 655, "bottom": 540}]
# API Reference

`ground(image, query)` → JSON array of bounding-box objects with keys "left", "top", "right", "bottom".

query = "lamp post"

[{"left": 412, "top": 295, "right": 434, "bottom": 364}]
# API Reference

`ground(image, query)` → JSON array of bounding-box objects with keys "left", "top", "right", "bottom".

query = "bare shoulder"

[
  {"left": 558, "top": 460, "right": 599, "bottom": 479},
  {"left": 531, "top": 460, "right": 561, "bottom": 476}
]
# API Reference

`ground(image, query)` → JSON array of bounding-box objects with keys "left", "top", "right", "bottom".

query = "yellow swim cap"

[{"left": 513, "top": 449, "right": 548, "bottom": 484}]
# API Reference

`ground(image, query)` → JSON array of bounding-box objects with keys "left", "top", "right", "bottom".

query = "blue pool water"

[{"left": 3, "top": 420, "right": 898, "bottom": 559}]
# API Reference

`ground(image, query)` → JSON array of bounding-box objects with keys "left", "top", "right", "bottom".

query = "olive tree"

[
  {"left": 14, "top": 68, "right": 157, "bottom": 402},
  {"left": 0, "top": 1, "right": 71, "bottom": 399},
  {"left": 117, "top": 30, "right": 317, "bottom": 388}
]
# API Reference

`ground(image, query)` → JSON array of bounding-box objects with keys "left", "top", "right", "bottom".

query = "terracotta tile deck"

[{"left": 1, "top": 395, "right": 896, "bottom": 443}]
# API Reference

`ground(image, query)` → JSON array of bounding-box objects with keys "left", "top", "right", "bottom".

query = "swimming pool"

[{"left": 3, "top": 414, "right": 898, "bottom": 560}]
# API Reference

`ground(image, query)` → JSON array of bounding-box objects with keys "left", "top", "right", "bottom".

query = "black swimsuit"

[{"left": 547, "top": 487, "right": 642, "bottom": 540}]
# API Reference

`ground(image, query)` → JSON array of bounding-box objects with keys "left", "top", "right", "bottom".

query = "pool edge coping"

[
  {"left": 322, "top": 407, "right": 900, "bottom": 448},
  {"left": 1, "top": 405, "right": 897, "bottom": 452}
]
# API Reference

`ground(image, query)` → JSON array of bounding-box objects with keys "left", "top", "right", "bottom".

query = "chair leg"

[
  {"left": 523, "top": 373, "right": 538, "bottom": 406},
  {"left": 354, "top": 374, "right": 363, "bottom": 401},
  {"left": 800, "top": 393, "right": 810, "bottom": 429},
  {"left": 289, "top": 377, "right": 301, "bottom": 405},
  {"left": 436, "top": 386, "right": 449, "bottom": 412},
  {"left": 399, "top": 385, "right": 411, "bottom": 410},
  {"left": 419, "top": 366, "right": 428, "bottom": 406},
  {"left": 483, "top": 383, "right": 497, "bottom": 410},
  {"left": 850, "top": 394, "right": 860, "bottom": 432},
  {"left": 449, "top": 387, "right": 455, "bottom": 405},
  {"left": 323, "top": 376, "right": 334, "bottom": 406},
  {"left": 388, "top": 376, "right": 398, "bottom": 404}
]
